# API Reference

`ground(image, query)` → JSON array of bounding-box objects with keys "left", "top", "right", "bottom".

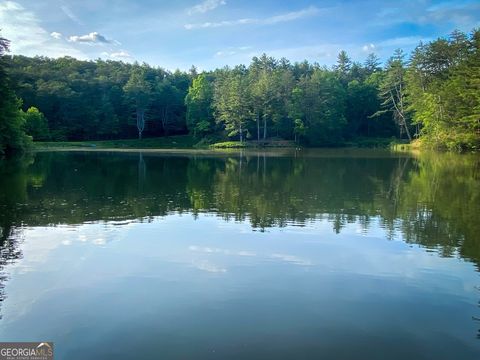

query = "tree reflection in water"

[{"left": 0, "top": 149, "right": 479, "bottom": 327}]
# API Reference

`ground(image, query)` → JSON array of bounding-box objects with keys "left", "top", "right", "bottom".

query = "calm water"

[{"left": 0, "top": 149, "right": 479, "bottom": 359}]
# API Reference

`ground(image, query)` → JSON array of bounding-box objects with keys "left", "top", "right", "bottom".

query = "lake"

[{"left": 0, "top": 149, "right": 479, "bottom": 359}]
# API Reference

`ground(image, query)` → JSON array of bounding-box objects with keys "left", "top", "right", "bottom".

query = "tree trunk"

[
  {"left": 161, "top": 107, "right": 168, "bottom": 136},
  {"left": 263, "top": 116, "right": 267, "bottom": 140},
  {"left": 404, "top": 121, "right": 412, "bottom": 141},
  {"left": 389, "top": 91, "right": 411, "bottom": 141},
  {"left": 239, "top": 123, "right": 243, "bottom": 142},
  {"left": 257, "top": 113, "right": 260, "bottom": 142},
  {"left": 136, "top": 109, "right": 145, "bottom": 140}
]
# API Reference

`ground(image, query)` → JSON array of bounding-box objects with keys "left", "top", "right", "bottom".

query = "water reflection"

[
  {"left": 0, "top": 149, "right": 479, "bottom": 357},
  {"left": 1, "top": 150, "right": 478, "bottom": 261}
]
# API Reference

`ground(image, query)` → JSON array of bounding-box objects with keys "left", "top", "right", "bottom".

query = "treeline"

[
  {"left": 407, "top": 30, "right": 480, "bottom": 150},
  {"left": 0, "top": 28, "right": 479, "bottom": 154},
  {"left": 7, "top": 56, "right": 192, "bottom": 141},
  {"left": 0, "top": 35, "right": 31, "bottom": 154},
  {"left": 187, "top": 28, "right": 479, "bottom": 150}
]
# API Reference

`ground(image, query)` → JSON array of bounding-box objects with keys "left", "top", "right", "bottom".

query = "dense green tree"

[
  {"left": 23, "top": 107, "right": 50, "bottom": 141},
  {"left": 248, "top": 54, "right": 278, "bottom": 140},
  {"left": 213, "top": 67, "right": 250, "bottom": 142},
  {"left": 0, "top": 34, "right": 30, "bottom": 154},
  {"left": 289, "top": 69, "right": 346, "bottom": 145},
  {"left": 123, "top": 67, "right": 151, "bottom": 139},
  {"left": 375, "top": 49, "right": 413, "bottom": 141},
  {"left": 8, "top": 56, "right": 188, "bottom": 141},
  {"left": 407, "top": 30, "right": 480, "bottom": 150},
  {"left": 153, "top": 78, "right": 184, "bottom": 136},
  {"left": 364, "top": 53, "right": 381, "bottom": 74},
  {"left": 335, "top": 50, "right": 352, "bottom": 79},
  {"left": 185, "top": 74, "right": 214, "bottom": 137}
]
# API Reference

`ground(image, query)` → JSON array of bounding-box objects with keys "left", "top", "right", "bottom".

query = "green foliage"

[
  {"left": 23, "top": 107, "right": 50, "bottom": 141},
  {"left": 0, "top": 33, "right": 31, "bottom": 155},
  {"left": 3, "top": 28, "right": 479, "bottom": 152},
  {"left": 293, "top": 119, "right": 306, "bottom": 142},
  {"left": 407, "top": 29, "right": 480, "bottom": 151},
  {"left": 210, "top": 141, "right": 248, "bottom": 149},
  {"left": 213, "top": 67, "right": 250, "bottom": 142},
  {"left": 0, "top": 94, "right": 31, "bottom": 154},
  {"left": 206, "top": 52, "right": 397, "bottom": 147},
  {"left": 35, "top": 135, "right": 198, "bottom": 149},
  {"left": 374, "top": 49, "right": 413, "bottom": 141},
  {"left": 8, "top": 56, "right": 190, "bottom": 141},
  {"left": 185, "top": 74, "right": 214, "bottom": 137}
]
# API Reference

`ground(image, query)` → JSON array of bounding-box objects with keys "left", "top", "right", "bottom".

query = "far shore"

[{"left": 33, "top": 134, "right": 407, "bottom": 152}]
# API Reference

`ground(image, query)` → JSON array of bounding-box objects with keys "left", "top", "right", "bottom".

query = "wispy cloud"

[
  {"left": 50, "top": 32, "right": 63, "bottom": 40},
  {"left": 215, "top": 46, "right": 251, "bottom": 57},
  {"left": 421, "top": 2, "right": 480, "bottom": 29},
  {"left": 60, "top": 4, "right": 82, "bottom": 25},
  {"left": 189, "top": 245, "right": 256, "bottom": 257},
  {"left": 378, "top": 36, "right": 428, "bottom": 48},
  {"left": 187, "top": 0, "right": 226, "bottom": 15},
  {"left": 0, "top": 1, "right": 86, "bottom": 59},
  {"left": 193, "top": 260, "right": 227, "bottom": 273},
  {"left": 253, "top": 44, "right": 338, "bottom": 62},
  {"left": 68, "top": 32, "right": 112, "bottom": 44},
  {"left": 102, "top": 50, "right": 133, "bottom": 60},
  {"left": 270, "top": 253, "right": 312, "bottom": 266},
  {"left": 110, "top": 50, "right": 132, "bottom": 59},
  {"left": 185, "top": 6, "right": 321, "bottom": 30},
  {"left": 373, "top": 1, "right": 480, "bottom": 30},
  {"left": 362, "top": 43, "right": 375, "bottom": 52}
]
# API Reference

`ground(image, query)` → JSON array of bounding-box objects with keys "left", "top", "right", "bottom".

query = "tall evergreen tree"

[
  {"left": 124, "top": 67, "right": 151, "bottom": 139},
  {"left": 0, "top": 33, "right": 30, "bottom": 154},
  {"left": 375, "top": 49, "right": 412, "bottom": 140}
]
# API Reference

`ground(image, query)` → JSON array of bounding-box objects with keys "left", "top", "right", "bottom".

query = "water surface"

[{"left": 0, "top": 149, "right": 479, "bottom": 359}]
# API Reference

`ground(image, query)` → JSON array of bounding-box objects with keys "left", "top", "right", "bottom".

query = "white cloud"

[
  {"left": 60, "top": 4, "right": 82, "bottom": 25},
  {"left": 50, "top": 32, "right": 62, "bottom": 40},
  {"left": 373, "top": 2, "right": 480, "bottom": 31},
  {"left": 193, "top": 260, "right": 227, "bottom": 273},
  {"left": 255, "top": 44, "right": 338, "bottom": 62},
  {"left": 185, "top": 6, "right": 321, "bottom": 30},
  {"left": 0, "top": 0, "right": 20, "bottom": 11},
  {"left": 362, "top": 43, "right": 375, "bottom": 52},
  {"left": 68, "top": 32, "right": 111, "bottom": 44},
  {"left": 187, "top": 0, "right": 226, "bottom": 15},
  {"left": 110, "top": 50, "right": 132, "bottom": 59},
  {"left": 215, "top": 46, "right": 251, "bottom": 57},
  {"left": 422, "top": 2, "right": 480, "bottom": 28},
  {"left": 270, "top": 253, "right": 312, "bottom": 266},
  {"left": 188, "top": 245, "right": 256, "bottom": 257},
  {"left": 0, "top": 1, "right": 86, "bottom": 59},
  {"left": 378, "top": 36, "right": 427, "bottom": 48},
  {"left": 102, "top": 50, "right": 134, "bottom": 61},
  {"left": 263, "top": 6, "right": 321, "bottom": 24}
]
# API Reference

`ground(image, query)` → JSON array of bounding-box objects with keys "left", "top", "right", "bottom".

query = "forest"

[{"left": 0, "top": 28, "right": 479, "bottom": 155}]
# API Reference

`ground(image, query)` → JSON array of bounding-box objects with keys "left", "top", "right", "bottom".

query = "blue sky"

[{"left": 1, "top": 0, "right": 479, "bottom": 70}]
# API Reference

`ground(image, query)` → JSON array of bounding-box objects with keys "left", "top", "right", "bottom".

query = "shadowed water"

[{"left": 0, "top": 149, "right": 479, "bottom": 359}]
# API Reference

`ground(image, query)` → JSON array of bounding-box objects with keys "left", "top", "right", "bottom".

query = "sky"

[{"left": 1, "top": 0, "right": 479, "bottom": 70}]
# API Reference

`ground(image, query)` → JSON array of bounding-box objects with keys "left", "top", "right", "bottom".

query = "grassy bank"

[
  {"left": 210, "top": 140, "right": 296, "bottom": 149},
  {"left": 34, "top": 136, "right": 298, "bottom": 150},
  {"left": 34, "top": 135, "right": 199, "bottom": 150},
  {"left": 34, "top": 135, "right": 416, "bottom": 152}
]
